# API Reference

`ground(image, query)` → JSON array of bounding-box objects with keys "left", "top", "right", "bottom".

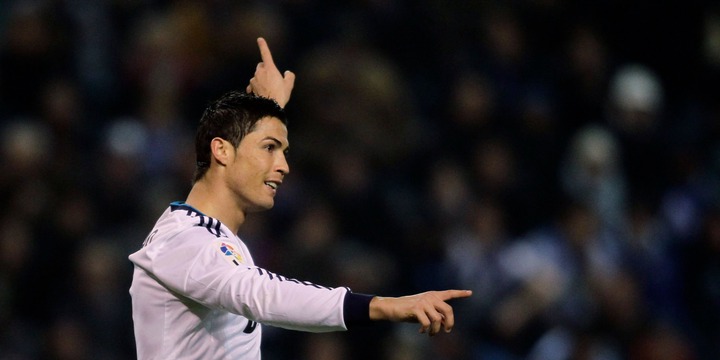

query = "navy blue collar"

[{"left": 170, "top": 201, "right": 206, "bottom": 216}]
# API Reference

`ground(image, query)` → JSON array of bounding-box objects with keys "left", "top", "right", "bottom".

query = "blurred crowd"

[{"left": 1, "top": 0, "right": 720, "bottom": 359}]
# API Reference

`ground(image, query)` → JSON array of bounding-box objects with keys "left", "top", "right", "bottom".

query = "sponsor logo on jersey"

[{"left": 218, "top": 242, "right": 243, "bottom": 266}]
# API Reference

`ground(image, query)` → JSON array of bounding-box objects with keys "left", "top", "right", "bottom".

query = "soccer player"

[{"left": 129, "top": 38, "right": 472, "bottom": 359}]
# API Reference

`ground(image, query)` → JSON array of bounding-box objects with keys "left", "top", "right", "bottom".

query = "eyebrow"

[{"left": 263, "top": 136, "right": 290, "bottom": 151}]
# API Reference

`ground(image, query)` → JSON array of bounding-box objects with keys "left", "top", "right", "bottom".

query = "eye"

[{"left": 264, "top": 144, "right": 275, "bottom": 152}]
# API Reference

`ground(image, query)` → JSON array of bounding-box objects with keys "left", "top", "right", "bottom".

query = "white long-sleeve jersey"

[{"left": 129, "top": 202, "right": 372, "bottom": 359}]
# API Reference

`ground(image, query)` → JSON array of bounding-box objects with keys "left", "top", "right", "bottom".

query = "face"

[{"left": 224, "top": 116, "right": 289, "bottom": 213}]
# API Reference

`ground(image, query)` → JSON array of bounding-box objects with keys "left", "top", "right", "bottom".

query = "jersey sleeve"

[{"left": 143, "top": 226, "right": 372, "bottom": 332}]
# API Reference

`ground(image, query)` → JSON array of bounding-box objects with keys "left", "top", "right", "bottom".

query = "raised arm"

[
  {"left": 369, "top": 290, "right": 473, "bottom": 336},
  {"left": 246, "top": 37, "right": 296, "bottom": 108}
]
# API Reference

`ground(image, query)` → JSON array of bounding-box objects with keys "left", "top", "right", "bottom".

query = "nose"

[{"left": 277, "top": 153, "right": 290, "bottom": 176}]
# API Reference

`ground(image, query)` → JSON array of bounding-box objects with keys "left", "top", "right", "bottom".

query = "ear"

[{"left": 210, "top": 137, "right": 233, "bottom": 166}]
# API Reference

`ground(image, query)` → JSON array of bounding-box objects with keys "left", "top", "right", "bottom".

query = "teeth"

[{"left": 265, "top": 182, "right": 278, "bottom": 190}]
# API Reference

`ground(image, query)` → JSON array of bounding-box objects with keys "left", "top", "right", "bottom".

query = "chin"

[{"left": 248, "top": 201, "right": 274, "bottom": 213}]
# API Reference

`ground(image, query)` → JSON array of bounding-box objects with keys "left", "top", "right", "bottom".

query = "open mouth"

[{"left": 264, "top": 181, "right": 278, "bottom": 190}]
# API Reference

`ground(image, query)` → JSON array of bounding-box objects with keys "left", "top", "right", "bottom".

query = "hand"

[
  {"left": 246, "top": 37, "right": 296, "bottom": 108},
  {"left": 369, "top": 290, "right": 472, "bottom": 336}
]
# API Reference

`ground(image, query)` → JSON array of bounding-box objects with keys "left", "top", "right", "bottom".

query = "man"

[{"left": 129, "top": 38, "right": 472, "bottom": 359}]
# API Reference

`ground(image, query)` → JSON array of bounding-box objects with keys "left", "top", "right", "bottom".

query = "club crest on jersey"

[{"left": 217, "top": 241, "right": 243, "bottom": 266}]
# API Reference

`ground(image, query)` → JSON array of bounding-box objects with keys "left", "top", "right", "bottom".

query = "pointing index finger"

[
  {"left": 257, "top": 37, "right": 275, "bottom": 67},
  {"left": 437, "top": 290, "right": 473, "bottom": 301}
]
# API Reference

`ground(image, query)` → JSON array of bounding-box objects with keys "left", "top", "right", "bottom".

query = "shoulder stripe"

[
  {"left": 213, "top": 219, "right": 221, "bottom": 236},
  {"left": 169, "top": 202, "right": 226, "bottom": 238},
  {"left": 198, "top": 216, "right": 224, "bottom": 238}
]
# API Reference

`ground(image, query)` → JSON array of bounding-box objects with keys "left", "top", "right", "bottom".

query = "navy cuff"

[{"left": 343, "top": 291, "right": 375, "bottom": 328}]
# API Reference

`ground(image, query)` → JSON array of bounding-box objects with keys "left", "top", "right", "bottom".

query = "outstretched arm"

[
  {"left": 368, "top": 290, "right": 473, "bottom": 336},
  {"left": 246, "top": 37, "right": 296, "bottom": 108}
]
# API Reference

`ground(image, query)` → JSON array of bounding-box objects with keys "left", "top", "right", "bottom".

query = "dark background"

[{"left": 1, "top": 0, "right": 719, "bottom": 359}]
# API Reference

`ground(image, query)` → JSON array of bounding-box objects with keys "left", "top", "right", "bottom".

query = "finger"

[
  {"left": 415, "top": 311, "right": 431, "bottom": 334},
  {"left": 246, "top": 84, "right": 252, "bottom": 94},
  {"left": 436, "top": 289, "right": 473, "bottom": 301},
  {"left": 284, "top": 70, "right": 296, "bottom": 85},
  {"left": 428, "top": 311, "right": 443, "bottom": 336},
  {"left": 257, "top": 37, "right": 275, "bottom": 67},
  {"left": 436, "top": 302, "right": 455, "bottom": 332}
]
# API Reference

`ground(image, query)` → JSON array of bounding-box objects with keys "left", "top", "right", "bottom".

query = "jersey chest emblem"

[{"left": 217, "top": 241, "right": 244, "bottom": 266}]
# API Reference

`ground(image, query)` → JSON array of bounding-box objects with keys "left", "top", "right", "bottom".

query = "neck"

[{"left": 185, "top": 178, "right": 245, "bottom": 234}]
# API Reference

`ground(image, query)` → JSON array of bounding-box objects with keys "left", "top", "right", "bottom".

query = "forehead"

[{"left": 245, "top": 116, "right": 288, "bottom": 145}]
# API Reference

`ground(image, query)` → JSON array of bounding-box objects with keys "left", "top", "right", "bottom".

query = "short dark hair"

[{"left": 193, "top": 91, "right": 287, "bottom": 183}]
